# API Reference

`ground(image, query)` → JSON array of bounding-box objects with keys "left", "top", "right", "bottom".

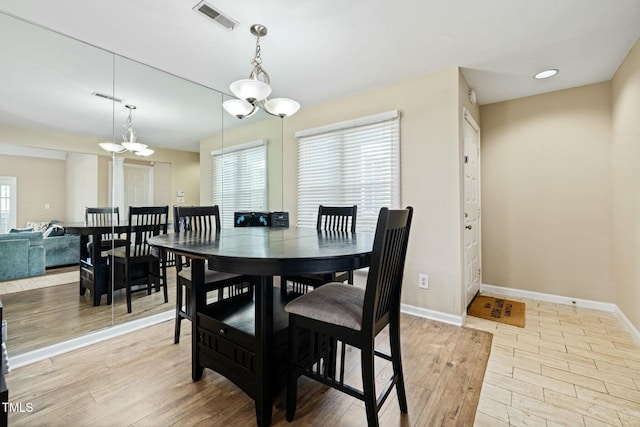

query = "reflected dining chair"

[
  {"left": 80, "top": 207, "right": 128, "bottom": 296},
  {"left": 281, "top": 205, "right": 357, "bottom": 297},
  {"left": 108, "top": 206, "right": 169, "bottom": 313},
  {"left": 173, "top": 205, "right": 255, "bottom": 343},
  {"left": 85, "top": 206, "right": 127, "bottom": 253},
  {"left": 285, "top": 206, "right": 413, "bottom": 427}
]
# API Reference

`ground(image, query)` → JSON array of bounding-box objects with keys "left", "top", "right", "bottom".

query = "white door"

[
  {"left": 123, "top": 164, "right": 154, "bottom": 214},
  {"left": 463, "top": 109, "right": 481, "bottom": 307},
  {"left": 110, "top": 162, "right": 154, "bottom": 216},
  {"left": 0, "top": 176, "right": 17, "bottom": 233}
]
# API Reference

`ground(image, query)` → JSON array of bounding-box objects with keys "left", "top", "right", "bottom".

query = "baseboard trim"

[
  {"left": 8, "top": 310, "right": 174, "bottom": 370},
  {"left": 401, "top": 303, "right": 464, "bottom": 326},
  {"left": 481, "top": 283, "right": 640, "bottom": 343},
  {"left": 480, "top": 284, "right": 616, "bottom": 311}
]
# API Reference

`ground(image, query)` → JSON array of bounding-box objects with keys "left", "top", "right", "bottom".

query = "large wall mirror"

[{"left": 0, "top": 12, "right": 283, "bottom": 359}]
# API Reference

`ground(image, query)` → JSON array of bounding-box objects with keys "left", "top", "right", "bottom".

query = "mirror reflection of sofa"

[{"left": 0, "top": 221, "right": 80, "bottom": 281}]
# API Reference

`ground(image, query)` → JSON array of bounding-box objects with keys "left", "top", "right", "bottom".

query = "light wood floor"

[
  {"left": 465, "top": 295, "right": 640, "bottom": 426},
  {"left": 1, "top": 268, "right": 178, "bottom": 355},
  {"left": 5, "top": 313, "right": 491, "bottom": 426},
  {"left": 4, "top": 268, "right": 639, "bottom": 426}
]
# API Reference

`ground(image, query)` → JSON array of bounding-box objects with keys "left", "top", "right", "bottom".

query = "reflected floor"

[{"left": 1, "top": 267, "right": 177, "bottom": 356}]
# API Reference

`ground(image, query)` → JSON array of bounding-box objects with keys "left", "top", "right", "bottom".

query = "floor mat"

[{"left": 468, "top": 295, "right": 525, "bottom": 327}]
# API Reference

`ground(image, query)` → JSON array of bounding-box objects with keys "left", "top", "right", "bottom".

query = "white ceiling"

[{"left": 1, "top": 0, "right": 639, "bottom": 152}]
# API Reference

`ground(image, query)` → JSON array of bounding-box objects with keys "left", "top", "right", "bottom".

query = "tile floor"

[
  {"left": 0, "top": 270, "right": 78, "bottom": 295},
  {"left": 465, "top": 294, "right": 640, "bottom": 427}
]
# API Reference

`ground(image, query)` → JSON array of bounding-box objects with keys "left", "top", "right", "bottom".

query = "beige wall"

[
  {"left": 480, "top": 83, "right": 614, "bottom": 302},
  {"left": 0, "top": 154, "right": 66, "bottom": 225},
  {"left": 281, "top": 68, "right": 468, "bottom": 317},
  {"left": 0, "top": 123, "right": 200, "bottom": 222},
  {"left": 612, "top": 40, "right": 640, "bottom": 329},
  {"left": 66, "top": 152, "right": 99, "bottom": 222}
]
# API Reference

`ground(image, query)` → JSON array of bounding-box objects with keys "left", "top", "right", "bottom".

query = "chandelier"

[
  {"left": 99, "top": 104, "right": 154, "bottom": 157},
  {"left": 222, "top": 24, "right": 300, "bottom": 119}
]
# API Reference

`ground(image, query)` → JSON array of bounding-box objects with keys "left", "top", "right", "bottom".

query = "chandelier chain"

[{"left": 249, "top": 35, "right": 270, "bottom": 84}]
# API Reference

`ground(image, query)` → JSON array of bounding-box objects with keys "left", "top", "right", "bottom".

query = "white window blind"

[
  {"left": 212, "top": 140, "right": 267, "bottom": 228},
  {"left": 296, "top": 111, "right": 400, "bottom": 232}
]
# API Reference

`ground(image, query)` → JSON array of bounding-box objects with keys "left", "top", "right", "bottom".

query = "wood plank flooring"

[
  {"left": 1, "top": 269, "right": 177, "bottom": 355},
  {"left": 5, "top": 314, "right": 491, "bottom": 426}
]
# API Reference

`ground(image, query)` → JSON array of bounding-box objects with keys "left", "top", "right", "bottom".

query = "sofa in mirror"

[{"left": 0, "top": 11, "right": 285, "bottom": 358}]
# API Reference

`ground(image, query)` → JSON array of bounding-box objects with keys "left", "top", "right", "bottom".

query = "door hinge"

[{"left": 464, "top": 155, "right": 468, "bottom": 164}]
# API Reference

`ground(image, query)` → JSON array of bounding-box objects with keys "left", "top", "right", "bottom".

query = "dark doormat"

[{"left": 468, "top": 295, "right": 525, "bottom": 327}]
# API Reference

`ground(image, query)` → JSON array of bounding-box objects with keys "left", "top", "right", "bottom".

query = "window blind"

[
  {"left": 296, "top": 111, "right": 400, "bottom": 232},
  {"left": 212, "top": 140, "right": 267, "bottom": 228}
]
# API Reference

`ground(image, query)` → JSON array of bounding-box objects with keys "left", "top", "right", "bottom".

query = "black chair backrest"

[
  {"left": 362, "top": 207, "right": 413, "bottom": 335},
  {"left": 174, "top": 205, "right": 221, "bottom": 233},
  {"left": 126, "top": 206, "right": 169, "bottom": 258},
  {"left": 316, "top": 205, "right": 357, "bottom": 232},
  {"left": 86, "top": 206, "right": 120, "bottom": 226}
]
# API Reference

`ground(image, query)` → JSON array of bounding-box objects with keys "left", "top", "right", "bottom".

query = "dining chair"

[
  {"left": 173, "top": 205, "right": 255, "bottom": 344},
  {"left": 285, "top": 206, "right": 413, "bottom": 427},
  {"left": 85, "top": 207, "right": 127, "bottom": 253},
  {"left": 81, "top": 207, "right": 127, "bottom": 293},
  {"left": 281, "top": 205, "right": 357, "bottom": 297},
  {"left": 108, "top": 206, "right": 169, "bottom": 313}
]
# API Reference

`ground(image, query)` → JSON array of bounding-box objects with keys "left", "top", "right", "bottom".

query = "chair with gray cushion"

[
  {"left": 173, "top": 205, "right": 254, "bottom": 343},
  {"left": 285, "top": 206, "right": 413, "bottom": 427},
  {"left": 281, "top": 205, "right": 357, "bottom": 297}
]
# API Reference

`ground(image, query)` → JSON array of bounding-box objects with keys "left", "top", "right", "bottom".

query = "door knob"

[{"left": 465, "top": 225, "right": 472, "bottom": 230}]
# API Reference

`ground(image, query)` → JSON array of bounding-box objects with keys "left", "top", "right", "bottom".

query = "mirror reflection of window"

[{"left": 212, "top": 140, "right": 267, "bottom": 228}]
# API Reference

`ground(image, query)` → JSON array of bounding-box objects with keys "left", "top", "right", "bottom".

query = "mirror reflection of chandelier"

[
  {"left": 222, "top": 24, "right": 300, "bottom": 119},
  {"left": 99, "top": 104, "right": 154, "bottom": 157}
]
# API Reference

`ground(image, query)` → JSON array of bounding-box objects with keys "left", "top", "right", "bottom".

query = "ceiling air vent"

[
  {"left": 91, "top": 92, "right": 123, "bottom": 103},
  {"left": 193, "top": 1, "right": 238, "bottom": 31}
]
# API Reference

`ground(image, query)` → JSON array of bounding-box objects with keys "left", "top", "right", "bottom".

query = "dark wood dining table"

[
  {"left": 148, "top": 226, "right": 374, "bottom": 426},
  {"left": 63, "top": 222, "right": 128, "bottom": 306}
]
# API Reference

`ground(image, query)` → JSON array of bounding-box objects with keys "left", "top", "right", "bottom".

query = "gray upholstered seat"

[
  {"left": 285, "top": 207, "right": 414, "bottom": 427},
  {"left": 285, "top": 283, "right": 365, "bottom": 331}
]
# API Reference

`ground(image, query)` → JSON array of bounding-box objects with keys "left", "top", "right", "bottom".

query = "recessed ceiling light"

[{"left": 534, "top": 69, "right": 558, "bottom": 79}]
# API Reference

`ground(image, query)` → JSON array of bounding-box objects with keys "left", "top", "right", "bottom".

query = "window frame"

[{"left": 296, "top": 111, "right": 401, "bottom": 232}]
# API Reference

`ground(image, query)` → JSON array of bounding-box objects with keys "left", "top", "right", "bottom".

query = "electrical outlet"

[{"left": 418, "top": 273, "right": 429, "bottom": 289}]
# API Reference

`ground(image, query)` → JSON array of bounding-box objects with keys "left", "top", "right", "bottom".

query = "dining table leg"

[
  {"left": 191, "top": 258, "right": 205, "bottom": 381},
  {"left": 255, "top": 275, "right": 274, "bottom": 426},
  {"left": 92, "top": 233, "right": 105, "bottom": 306}
]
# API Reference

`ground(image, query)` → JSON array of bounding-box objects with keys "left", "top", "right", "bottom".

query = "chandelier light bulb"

[
  {"left": 223, "top": 99, "right": 257, "bottom": 119},
  {"left": 264, "top": 98, "right": 301, "bottom": 118},
  {"left": 230, "top": 79, "right": 272, "bottom": 103},
  {"left": 99, "top": 142, "right": 126, "bottom": 153}
]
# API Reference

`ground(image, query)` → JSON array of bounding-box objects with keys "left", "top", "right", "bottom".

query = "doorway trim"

[{"left": 462, "top": 107, "right": 482, "bottom": 309}]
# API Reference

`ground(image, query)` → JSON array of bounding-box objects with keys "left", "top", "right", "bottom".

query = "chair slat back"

[
  {"left": 86, "top": 207, "right": 120, "bottom": 226},
  {"left": 86, "top": 207, "right": 120, "bottom": 240},
  {"left": 316, "top": 205, "right": 357, "bottom": 232},
  {"left": 362, "top": 207, "right": 413, "bottom": 334},
  {"left": 127, "top": 206, "right": 168, "bottom": 258},
  {"left": 174, "top": 205, "right": 221, "bottom": 233}
]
